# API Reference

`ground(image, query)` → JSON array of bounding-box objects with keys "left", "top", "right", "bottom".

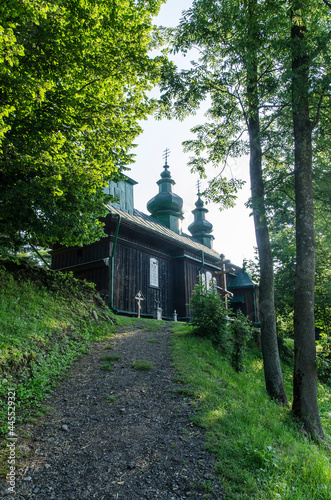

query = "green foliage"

[
  {"left": 228, "top": 311, "right": 251, "bottom": 373},
  {"left": 0, "top": 261, "right": 116, "bottom": 435},
  {"left": 0, "top": 243, "right": 51, "bottom": 269},
  {"left": 160, "top": 2, "right": 331, "bottom": 413},
  {"left": 0, "top": 0, "right": 163, "bottom": 249},
  {"left": 316, "top": 334, "right": 331, "bottom": 384},
  {"left": 105, "top": 395, "right": 116, "bottom": 404},
  {"left": 170, "top": 322, "right": 331, "bottom": 500},
  {"left": 277, "top": 335, "right": 295, "bottom": 365},
  {"left": 101, "top": 354, "right": 121, "bottom": 362},
  {"left": 260, "top": 156, "right": 331, "bottom": 339},
  {"left": 190, "top": 280, "right": 228, "bottom": 349},
  {"left": 158, "top": 0, "right": 294, "bottom": 207},
  {"left": 131, "top": 360, "right": 154, "bottom": 371},
  {"left": 100, "top": 363, "right": 114, "bottom": 372}
]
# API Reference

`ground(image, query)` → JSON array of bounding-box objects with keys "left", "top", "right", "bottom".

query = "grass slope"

[
  {"left": 0, "top": 261, "right": 116, "bottom": 442},
  {"left": 1, "top": 262, "right": 330, "bottom": 498},
  {"left": 171, "top": 322, "right": 331, "bottom": 500}
]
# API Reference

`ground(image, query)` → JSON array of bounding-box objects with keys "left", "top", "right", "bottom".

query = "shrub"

[
  {"left": 316, "top": 333, "right": 331, "bottom": 384},
  {"left": 190, "top": 281, "right": 228, "bottom": 349},
  {"left": 277, "top": 334, "right": 294, "bottom": 364},
  {"left": 131, "top": 360, "right": 154, "bottom": 371},
  {"left": 228, "top": 311, "right": 251, "bottom": 372}
]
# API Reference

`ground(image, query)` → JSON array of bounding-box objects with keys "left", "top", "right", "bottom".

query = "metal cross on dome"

[
  {"left": 163, "top": 148, "right": 170, "bottom": 165},
  {"left": 196, "top": 179, "right": 201, "bottom": 195}
]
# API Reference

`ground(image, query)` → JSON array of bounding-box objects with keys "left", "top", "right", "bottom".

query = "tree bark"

[
  {"left": 246, "top": 0, "right": 288, "bottom": 404},
  {"left": 291, "top": 8, "right": 324, "bottom": 439}
]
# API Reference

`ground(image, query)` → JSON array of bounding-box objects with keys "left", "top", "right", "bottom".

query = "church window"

[
  {"left": 150, "top": 258, "right": 159, "bottom": 288},
  {"left": 206, "top": 271, "right": 212, "bottom": 290}
]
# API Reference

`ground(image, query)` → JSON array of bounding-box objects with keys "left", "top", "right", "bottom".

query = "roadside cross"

[
  {"left": 214, "top": 254, "right": 233, "bottom": 307},
  {"left": 134, "top": 291, "right": 145, "bottom": 318}
]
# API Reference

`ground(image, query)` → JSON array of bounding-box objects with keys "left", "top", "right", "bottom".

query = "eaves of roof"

[
  {"left": 105, "top": 205, "right": 221, "bottom": 260},
  {"left": 228, "top": 272, "right": 256, "bottom": 289}
]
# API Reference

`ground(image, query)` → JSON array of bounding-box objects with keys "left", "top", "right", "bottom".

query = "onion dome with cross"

[
  {"left": 147, "top": 149, "right": 184, "bottom": 234},
  {"left": 188, "top": 183, "right": 214, "bottom": 249}
]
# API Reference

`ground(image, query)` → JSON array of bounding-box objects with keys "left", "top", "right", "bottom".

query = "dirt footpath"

[{"left": 2, "top": 322, "right": 223, "bottom": 499}]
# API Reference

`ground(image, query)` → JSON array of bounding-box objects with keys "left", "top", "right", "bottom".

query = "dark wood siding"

[
  {"left": 230, "top": 287, "right": 259, "bottom": 324},
  {"left": 51, "top": 215, "right": 226, "bottom": 321},
  {"left": 52, "top": 239, "right": 110, "bottom": 270},
  {"left": 172, "top": 257, "right": 186, "bottom": 319},
  {"left": 51, "top": 239, "right": 111, "bottom": 297},
  {"left": 113, "top": 243, "right": 173, "bottom": 318},
  {"left": 73, "top": 265, "right": 110, "bottom": 299},
  {"left": 184, "top": 259, "right": 200, "bottom": 319},
  {"left": 172, "top": 252, "right": 221, "bottom": 320}
]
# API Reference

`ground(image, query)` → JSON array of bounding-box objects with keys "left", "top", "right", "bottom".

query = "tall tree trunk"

[
  {"left": 291, "top": 7, "right": 324, "bottom": 439},
  {"left": 246, "top": 0, "right": 288, "bottom": 404}
]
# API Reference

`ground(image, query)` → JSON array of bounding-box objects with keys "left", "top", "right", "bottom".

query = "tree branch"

[
  {"left": 264, "top": 172, "right": 295, "bottom": 198},
  {"left": 311, "top": 90, "right": 326, "bottom": 130},
  {"left": 75, "top": 78, "right": 100, "bottom": 94},
  {"left": 260, "top": 104, "right": 289, "bottom": 134}
]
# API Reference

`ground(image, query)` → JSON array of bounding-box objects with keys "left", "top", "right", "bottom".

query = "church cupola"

[
  {"left": 188, "top": 190, "right": 214, "bottom": 249},
  {"left": 147, "top": 151, "right": 184, "bottom": 234}
]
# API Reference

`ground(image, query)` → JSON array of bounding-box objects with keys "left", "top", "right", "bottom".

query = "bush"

[
  {"left": 228, "top": 311, "right": 251, "bottom": 372},
  {"left": 316, "top": 333, "right": 331, "bottom": 384},
  {"left": 190, "top": 281, "right": 228, "bottom": 349}
]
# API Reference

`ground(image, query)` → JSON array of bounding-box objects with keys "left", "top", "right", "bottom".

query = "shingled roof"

[{"left": 105, "top": 205, "right": 222, "bottom": 260}]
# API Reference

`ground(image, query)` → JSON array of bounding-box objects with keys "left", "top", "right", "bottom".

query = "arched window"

[{"left": 206, "top": 271, "right": 212, "bottom": 290}]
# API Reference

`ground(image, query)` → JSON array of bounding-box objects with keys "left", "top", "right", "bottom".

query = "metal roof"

[
  {"left": 228, "top": 271, "right": 255, "bottom": 289},
  {"left": 105, "top": 205, "right": 222, "bottom": 259}
]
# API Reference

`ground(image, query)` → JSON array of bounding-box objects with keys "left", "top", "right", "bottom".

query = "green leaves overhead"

[
  {"left": 159, "top": 0, "right": 331, "bottom": 210},
  {"left": 158, "top": 0, "right": 288, "bottom": 208},
  {"left": 159, "top": 0, "right": 331, "bottom": 418},
  {"left": 0, "top": 0, "right": 163, "bottom": 248}
]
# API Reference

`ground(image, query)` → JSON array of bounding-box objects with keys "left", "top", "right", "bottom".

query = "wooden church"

[{"left": 51, "top": 159, "right": 259, "bottom": 323}]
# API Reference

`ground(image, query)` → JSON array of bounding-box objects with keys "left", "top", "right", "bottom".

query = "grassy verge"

[
  {"left": 0, "top": 263, "right": 116, "bottom": 438},
  {"left": 1, "top": 268, "right": 330, "bottom": 500},
  {"left": 170, "top": 322, "right": 331, "bottom": 500}
]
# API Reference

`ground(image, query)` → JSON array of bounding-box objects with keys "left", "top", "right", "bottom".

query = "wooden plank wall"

[
  {"left": 72, "top": 265, "right": 110, "bottom": 300},
  {"left": 51, "top": 220, "right": 224, "bottom": 321},
  {"left": 113, "top": 242, "right": 173, "bottom": 318},
  {"left": 230, "top": 287, "right": 259, "bottom": 324},
  {"left": 52, "top": 239, "right": 110, "bottom": 270}
]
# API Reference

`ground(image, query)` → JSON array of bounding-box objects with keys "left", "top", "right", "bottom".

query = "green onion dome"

[
  {"left": 147, "top": 164, "right": 184, "bottom": 232},
  {"left": 188, "top": 194, "right": 213, "bottom": 237}
]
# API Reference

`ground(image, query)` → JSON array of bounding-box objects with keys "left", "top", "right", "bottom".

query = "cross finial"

[
  {"left": 196, "top": 179, "right": 201, "bottom": 195},
  {"left": 163, "top": 148, "right": 170, "bottom": 166}
]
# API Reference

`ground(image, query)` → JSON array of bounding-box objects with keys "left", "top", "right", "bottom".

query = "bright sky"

[{"left": 128, "top": 0, "right": 257, "bottom": 266}]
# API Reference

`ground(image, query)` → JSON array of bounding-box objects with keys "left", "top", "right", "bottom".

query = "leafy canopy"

[{"left": 0, "top": 0, "right": 163, "bottom": 248}]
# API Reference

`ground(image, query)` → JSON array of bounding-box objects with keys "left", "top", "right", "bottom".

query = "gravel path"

[{"left": 2, "top": 322, "right": 223, "bottom": 499}]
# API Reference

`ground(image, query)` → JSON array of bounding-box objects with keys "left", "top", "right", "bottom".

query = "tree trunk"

[
  {"left": 248, "top": 105, "right": 288, "bottom": 405},
  {"left": 246, "top": 0, "right": 288, "bottom": 404},
  {"left": 291, "top": 8, "right": 324, "bottom": 439}
]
